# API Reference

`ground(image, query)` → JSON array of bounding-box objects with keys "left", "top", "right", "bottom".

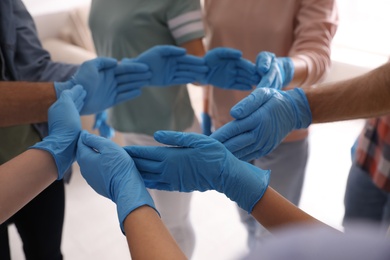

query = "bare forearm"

[
  {"left": 0, "top": 82, "right": 56, "bottom": 127},
  {"left": 0, "top": 149, "right": 57, "bottom": 224},
  {"left": 289, "top": 57, "right": 309, "bottom": 88},
  {"left": 306, "top": 62, "right": 390, "bottom": 123},
  {"left": 124, "top": 206, "right": 186, "bottom": 259},
  {"left": 251, "top": 187, "right": 326, "bottom": 231}
]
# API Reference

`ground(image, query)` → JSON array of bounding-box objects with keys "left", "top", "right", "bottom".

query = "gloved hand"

[
  {"left": 211, "top": 87, "right": 312, "bottom": 161},
  {"left": 76, "top": 131, "right": 157, "bottom": 233},
  {"left": 30, "top": 85, "right": 86, "bottom": 179},
  {"left": 125, "top": 131, "right": 270, "bottom": 213},
  {"left": 54, "top": 57, "right": 151, "bottom": 115},
  {"left": 256, "top": 51, "right": 294, "bottom": 90},
  {"left": 93, "top": 111, "right": 115, "bottom": 139},
  {"left": 201, "top": 112, "right": 212, "bottom": 136},
  {"left": 198, "top": 47, "right": 260, "bottom": 90},
  {"left": 125, "top": 45, "right": 208, "bottom": 86}
]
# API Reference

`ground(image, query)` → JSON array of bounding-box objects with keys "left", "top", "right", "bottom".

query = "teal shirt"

[{"left": 89, "top": 0, "right": 204, "bottom": 135}]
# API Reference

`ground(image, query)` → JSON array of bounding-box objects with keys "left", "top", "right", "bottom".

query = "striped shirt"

[{"left": 355, "top": 116, "right": 390, "bottom": 192}]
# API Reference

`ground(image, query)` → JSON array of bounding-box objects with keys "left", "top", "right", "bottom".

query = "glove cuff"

[
  {"left": 224, "top": 161, "right": 271, "bottom": 213},
  {"left": 29, "top": 139, "right": 75, "bottom": 180},
  {"left": 117, "top": 192, "right": 158, "bottom": 234},
  {"left": 278, "top": 57, "right": 295, "bottom": 88},
  {"left": 287, "top": 88, "right": 312, "bottom": 129}
]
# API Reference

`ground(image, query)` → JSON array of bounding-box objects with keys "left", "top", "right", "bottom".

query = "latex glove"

[
  {"left": 30, "top": 85, "right": 86, "bottom": 179},
  {"left": 93, "top": 111, "right": 115, "bottom": 139},
  {"left": 211, "top": 87, "right": 312, "bottom": 161},
  {"left": 76, "top": 131, "right": 157, "bottom": 233},
  {"left": 125, "top": 131, "right": 270, "bottom": 213},
  {"left": 54, "top": 57, "right": 151, "bottom": 115},
  {"left": 256, "top": 51, "right": 294, "bottom": 90},
  {"left": 201, "top": 112, "right": 212, "bottom": 136},
  {"left": 125, "top": 45, "right": 208, "bottom": 86},
  {"left": 198, "top": 47, "right": 260, "bottom": 90}
]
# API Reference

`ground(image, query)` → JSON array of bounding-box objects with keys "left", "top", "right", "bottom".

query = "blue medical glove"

[
  {"left": 76, "top": 131, "right": 157, "bottom": 233},
  {"left": 125, "top": 131, "right": 270, "bottom": 213},
  {"left": 351, "top": 138, "right": 359, "bottom": 162},
  {"left": 201, "top": 112, "right": 212, "bottom": 136},
  {"left": 126, "top": 45, "right": 208, "bottom": 86},
  {"left": 198, "top": 47, "right": 260, "bottom": 90},
  {"left": 256, "top": 51, "right": 294, "bottom": 90},
  {"left": 93, "top": 111, "right": 115, "bottom": 139},
  {"left": 30, "top": 85, "right": 86, "bottom": 179},
  {"left": 54, "top": 57, "right": 151, "bottom": 115},
  {"left": 211, "top": 87, "right": 312, "bottom": 161}
]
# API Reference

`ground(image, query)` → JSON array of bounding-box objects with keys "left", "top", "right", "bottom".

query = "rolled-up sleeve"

[{"left": 290, "top": 0, "right": 339, "bottom": 86}]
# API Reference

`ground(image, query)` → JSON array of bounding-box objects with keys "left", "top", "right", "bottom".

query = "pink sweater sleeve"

[{"left": 290, "top": 0, "right": 339, "bottom": 86}]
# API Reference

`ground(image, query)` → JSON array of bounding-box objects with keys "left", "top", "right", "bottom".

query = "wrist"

[
  {"left": 285, "top": 88, "right": 312, "bottom": 129},
  {"left": 29, "top": 137, "right": 76, "bottom": 180},
  {"left": 115, "top": 183, "right": 158, "bottom": 234},
  {"left": 224, "top": 161, "right": 270, "bottom": 213},
  {"left": 278, "top": 57, "right": 295, "bottom": 88}
]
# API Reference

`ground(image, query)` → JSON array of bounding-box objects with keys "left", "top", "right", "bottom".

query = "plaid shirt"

[{"left": 355, "top": 116, "right": 390, "bottom": 192}]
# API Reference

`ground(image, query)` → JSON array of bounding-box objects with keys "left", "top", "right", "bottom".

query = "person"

[
  {"left": 88, "top": 0, "right": 258, "bottom": 256},
  {"left": 344, "top": 117, "right": 390, "bottom": 231},
  {"left": 201, "top": 0, "right": 339, "bottom": 242},
  {"left": 0, "top": 0, "right": 209, "bottom": 257}
]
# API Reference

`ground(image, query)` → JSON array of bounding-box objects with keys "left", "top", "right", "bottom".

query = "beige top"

[{"left": 203, "top": 0, "right": 338, "bottom": 141}]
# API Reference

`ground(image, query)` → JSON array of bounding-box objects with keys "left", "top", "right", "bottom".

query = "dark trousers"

[{"left": 0, "top": 180, "right": 65, "bottom": 260}]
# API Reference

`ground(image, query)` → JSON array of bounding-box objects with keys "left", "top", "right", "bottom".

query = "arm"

[
  {"left": 124, "top": 206, "right": 186, "bottom": 259},
  {"left": 0, "top": 85, "right": 85, "bottom": 223},
  {"left": 307, "top": 62, "right": 390, "bottom": 123},
  {"left": 256, "top": 0, "right": 338, "bottom": 90},
  {"left": 251, "top": 187, "right": 324, "bottom": 230},
  {"left": 288, "top": 0, "right": 338, "bottom": 87},
  {"left": 0, "top": 82, "right": 56, "bottom": 127},
  {"left": 0, "top": 149, "right": 57, "bottom": 224}
]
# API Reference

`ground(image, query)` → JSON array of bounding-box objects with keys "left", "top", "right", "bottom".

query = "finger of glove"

[
  {"left": 154, "top": 131, "right": 210, "bottom": 148},
  {"left": 256, "top": 52, "right": 275, "bottom": 74},
  {"left": 239, "top": 149, "right": 268, "bottom": 162},
  {"left": 159, "top": 45, "right": 187, "bottom": 57},
  {"left": 221, "top": 131, "right": 257, "bottom": 154},
  {"left": 124, "top": 146, "right": 165, "bottom": 166},
  {"left": 207, "top": 47, "right": 242, "bottom": 60},
  {"left": 210, "top": 118, "right": 257, "bottom": 143},
  {"left": 236, "top": 70, "right": 261, "bottom": 85},
  {"left": 131, "top": 157, "right": 163, "bottom": 175},
  {"left": 174, "top": 70, "right": 206, "bottom": 79},
  {"left": 79, "top": 130, "right": 112, "bottom": 153},
  {"left": 76, "top": 131, "right": 102, "bottom": 164},
  {"left": 169, "top": 77, "right": 197, "bottom": 85},
  {"left": 92, "top": 57, "right": 118, "bottom": 71},
  {"left": 115, "top": 89, "right": 142, "bottom": 104},
  {"left": 257, "top": 68, "right": 281, "bottom": 90},
  {"left": 235, "top": 75, "right": 259, "bottom": 86},
  {"left": 69, "top": 85, "right": 87, "bottom": 112},
  {"left": 201, "top": 112, "right": 212, "bottom": 136},
  {"left": 235, "top": 59, "right": 257, "bottom": 74},
  {"left": 116, "top": 71, "right": 152, "bottom": 84},
  {"left": 176, "top": 63, "right": 209, "bottom": 73},
  {"left": 230, "top": 89, "right": 271, "bottom": 119},
  {"left": 115, "top": 62, "right": 149, "bottom": 76},
  {"left": 225, "top": 83, "right": 253, "bottom": 91}
]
